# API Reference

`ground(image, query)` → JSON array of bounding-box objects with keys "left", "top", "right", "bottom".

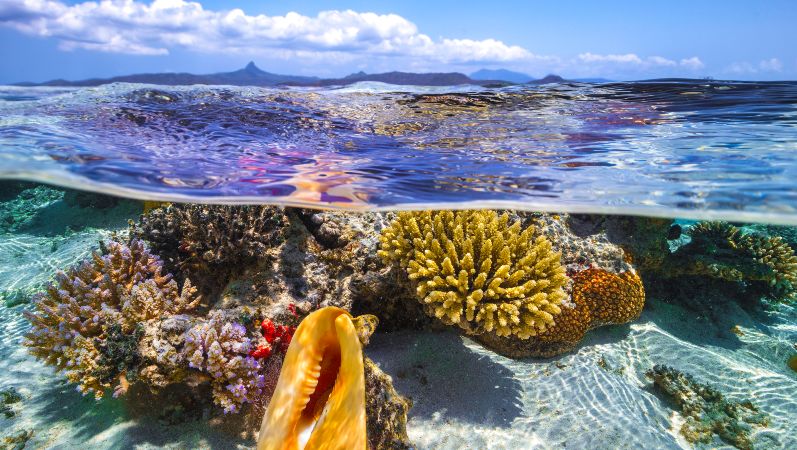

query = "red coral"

[
  {"left": 249, "top": 344, "right": 272, "bottom": 359},
  {"left": 288, "top": 303, "right": 298, "bottom": 316},
  {"left": 258, "top": 319, "right": 296, "bottom": 355}
]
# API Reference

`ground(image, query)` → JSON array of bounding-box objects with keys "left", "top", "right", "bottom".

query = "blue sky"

[{"left": 1, "top": 0, "right": 795, "bottom": 83}]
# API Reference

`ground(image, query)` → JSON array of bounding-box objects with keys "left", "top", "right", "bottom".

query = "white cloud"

[
  {"left": 578, "top": 53, "right": 643, "bottom": 64},
  {"left": 759, "top": 57, "right": 782, "bottom": 72},
  {"left": 679, "top": 57, "right": 704, "bottom": 70},
  {"left": 0, "top": 0, "right": 531, "bottom": 63},
  {"left": 727, "top": 57, "right": 783, "bottom": 74},
  {"left": 0, "top": 0, "right": 708, "bottom": 76},
  {"left": 577, "top": 53, "right": 702, "bottom": 70}
]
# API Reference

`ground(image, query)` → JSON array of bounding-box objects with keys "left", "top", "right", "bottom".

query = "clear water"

[
  {"left": 1, "top": 81, "right": 797, "bottom": 222},
  {"left": 0, "top": 82, "right": 796, "bottom": 450}
]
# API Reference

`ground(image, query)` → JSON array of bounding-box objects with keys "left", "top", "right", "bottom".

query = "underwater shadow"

[
  {"left": 31, "top": 379, "right": 129, "bottom": 443},
  {"left": 641, "top": 275, "right": 785, "bottom": 351},
  {"left": 366, "top": 330, "right": 523, "bottom": 428},
  {"left": 34, "top": 379, "right": 256, "bottom": 448}
]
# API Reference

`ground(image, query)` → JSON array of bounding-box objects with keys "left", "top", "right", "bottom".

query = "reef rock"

[{"left": 646, "top": 365, "right": 769, "bottom": 449}]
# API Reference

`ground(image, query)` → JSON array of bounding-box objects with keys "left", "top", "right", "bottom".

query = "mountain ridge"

[{"left": 14, "top": 62, "right": 577, "bottom": 88}]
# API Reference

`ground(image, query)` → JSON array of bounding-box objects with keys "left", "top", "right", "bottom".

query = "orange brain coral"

[{"left": 534, "top": 268, "right": 645, "bottom": 353}]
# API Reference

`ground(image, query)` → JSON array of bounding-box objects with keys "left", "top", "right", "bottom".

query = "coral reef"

[
  {"left": 664, "top": 221, "right": 797, "bottom": 302},
  {"left": 182, "top": 312, "right": 265, "bottom": 413},
  {"left": 476, "top": 267, "right": 645, "bottom": 358},
  {"left": 1, "top": 429, "right": 33, "bottom": 450},
  {"left": 379, "top": 210, "right": 568, "bottom": 339},
  {"left": 24, "top": 239, "right": 198, "bottom": 398},
  {"left": 1, "top": 388, "right": 21, "bottom": 419},
  {"left": 532, "top": 213, "right": 633, "bottom": 274},
  {"left": 602, "top": 216, "right": 673, "bottom": 272},
  {"left": 132, "top": 204, "right": 287, "bottom": 290},
  {"left": 646, "top": 365, "right": 769, "bottom": 450}
]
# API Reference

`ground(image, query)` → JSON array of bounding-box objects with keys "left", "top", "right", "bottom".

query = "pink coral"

[{"left": 182, "top": 313, "right": 265, "bottom": 413}]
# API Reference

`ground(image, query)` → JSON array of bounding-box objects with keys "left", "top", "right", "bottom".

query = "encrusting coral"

[
  {"left": 24, "top": 239, "right": 198, "bottom": 398},
  {"left": 132, "top": 204, "right": 287, "bottom": 289},
  {"left": 378, "top": 210, "right": 568, "bottom": 339},
  {"left": 477, "top": 267, "right": 645, "bottom": 358},
  {"left": 647, "top": 365, "right": 769, "bottom": 450},
  {"left": 183, "top": 312, "right": 266, "bottom": 414}
]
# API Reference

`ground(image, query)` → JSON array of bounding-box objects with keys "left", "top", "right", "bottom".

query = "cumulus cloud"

[
  {"left": 0, "top": 0, "right": 531, "bottom": 63},
  {"left": 577, "top": 52, "right": 702, "bottom": 70},
  {"left": 727, "top": 58, "right": 783, "bottom": 74}
]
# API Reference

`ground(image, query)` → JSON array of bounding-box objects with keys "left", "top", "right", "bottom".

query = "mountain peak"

[{"left": 244, "top": 61, "right": 262, "bottom": 73}]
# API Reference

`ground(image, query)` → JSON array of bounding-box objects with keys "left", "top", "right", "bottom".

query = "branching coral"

[
  {"left": 132, "top": 204, "right": 287, "bottom": 288},
  {"left": 665, "top": 221, "right": 797, "bottom": 302},
  {"left": 24, "top": 239, "right": 198, "bottom": 398},
  {"left": 182, "top": 313, "right": 265, "bottom": 413},
  {"left": 379, "top": 210, "right": 568, "bottom": 339},
  {"left": 647, "top": 365, "right": 769, "bottom": 450}
]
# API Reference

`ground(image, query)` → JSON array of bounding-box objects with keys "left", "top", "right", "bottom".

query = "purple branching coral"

[
  {"left": 182, "top": 312, "right": 265, "bottom": 413},
  {"left": 24, "top": 239, "right": 198, "bottom": 398}
]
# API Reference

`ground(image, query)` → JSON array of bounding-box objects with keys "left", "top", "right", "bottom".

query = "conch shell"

[{"left": 257, "top": 307, "right": 366, "bottom": 450}]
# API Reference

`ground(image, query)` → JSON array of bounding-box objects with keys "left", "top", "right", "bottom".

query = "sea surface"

[
  {"left": 0, "top": 81, "right": 796, "bottom": 450},
  {"left": 1, "top": 81, "right": 797, "bottom": 222}
]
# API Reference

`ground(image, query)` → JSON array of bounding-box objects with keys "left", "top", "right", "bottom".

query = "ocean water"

[{"left": 0, "top": 82, "right": 796, "bottom": 449}]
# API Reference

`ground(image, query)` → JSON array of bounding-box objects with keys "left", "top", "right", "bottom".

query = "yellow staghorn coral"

[
  {"left": 738, "top": 233, "right": 797, "bottom": 290},
  {"left": 378, "top": 210, "right": 568, "bottom": 339},
  {"left": 258, "top": 307, "right": 366, "bottom": 450}
]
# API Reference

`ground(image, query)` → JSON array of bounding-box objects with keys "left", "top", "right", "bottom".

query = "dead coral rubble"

[{"left": 646, "top": 365, "right": 769, "bottom": 450}]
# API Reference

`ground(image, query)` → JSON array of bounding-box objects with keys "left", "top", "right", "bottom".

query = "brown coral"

[
  {"left": 379, "top": 210, "right": 568, "bottom": 339},
  {"left": 133, "top": 204, "right": 287, "bottom": 289}
]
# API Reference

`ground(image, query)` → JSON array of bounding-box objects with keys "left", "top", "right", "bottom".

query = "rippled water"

[{"left": 1, "top": 81, "right": 797, "bottom": 222}]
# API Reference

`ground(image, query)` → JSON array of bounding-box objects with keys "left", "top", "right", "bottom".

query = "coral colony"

[
  {"left": 378, "top": 210, "right": 568, "bottom": 339},
  {"left": 23, "top": 204, "right": 792, "bottom": 447}
]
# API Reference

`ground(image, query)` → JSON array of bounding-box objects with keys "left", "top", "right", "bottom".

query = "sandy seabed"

[{"left": 2, "top": 292, "right": 796, "bottom": 449}]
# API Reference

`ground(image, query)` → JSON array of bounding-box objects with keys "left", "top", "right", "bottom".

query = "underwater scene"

[{"left": 0, "top": 81, "right": 795, "bottom": 450}]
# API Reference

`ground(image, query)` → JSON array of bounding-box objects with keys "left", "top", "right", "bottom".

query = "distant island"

[{"left": 14, "top": 62, "right": 592, "bottom": 88}]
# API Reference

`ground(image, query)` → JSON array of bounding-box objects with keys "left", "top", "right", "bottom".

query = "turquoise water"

[{"left": 0, "top": 81, "right": 796, "bottom": 450}]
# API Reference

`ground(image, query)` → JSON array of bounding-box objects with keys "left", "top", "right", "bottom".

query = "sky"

[{"left": 1, "top": 0, "right": 796, "bottom": 83}]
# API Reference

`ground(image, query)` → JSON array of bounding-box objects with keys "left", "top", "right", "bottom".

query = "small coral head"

[
  {"left": 257, "top": 307, "right": 367, "bottom": 450},
  {"left": 379, "top": 210, "right": 568, "bottom": 339},
  {"left": 572, "top": 268, "right": 645, "bottom": 327}
]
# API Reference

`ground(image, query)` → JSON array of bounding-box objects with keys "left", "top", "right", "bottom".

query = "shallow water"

[
  {"left": 1, "top": 81, "right": 796, "bottom": 450},
  {"left": 2, "top": 81, "right": 797, "bottom": 222}
]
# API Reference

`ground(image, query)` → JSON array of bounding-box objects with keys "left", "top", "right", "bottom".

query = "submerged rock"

[
  {"left": 364, "top": 358, "right": 413, "bottom": 450},
  {"left": 646, "top": 365, "right": 769, "bottom": 450}
]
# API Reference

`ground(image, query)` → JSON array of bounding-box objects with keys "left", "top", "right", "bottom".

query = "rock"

[{"left": 364, "top": 358, "right": 413, "bottom": 450}]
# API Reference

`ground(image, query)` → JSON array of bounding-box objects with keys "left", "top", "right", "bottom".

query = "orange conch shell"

[{"left": 257, "top": 307, "right": 366, "bottom": 450}]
